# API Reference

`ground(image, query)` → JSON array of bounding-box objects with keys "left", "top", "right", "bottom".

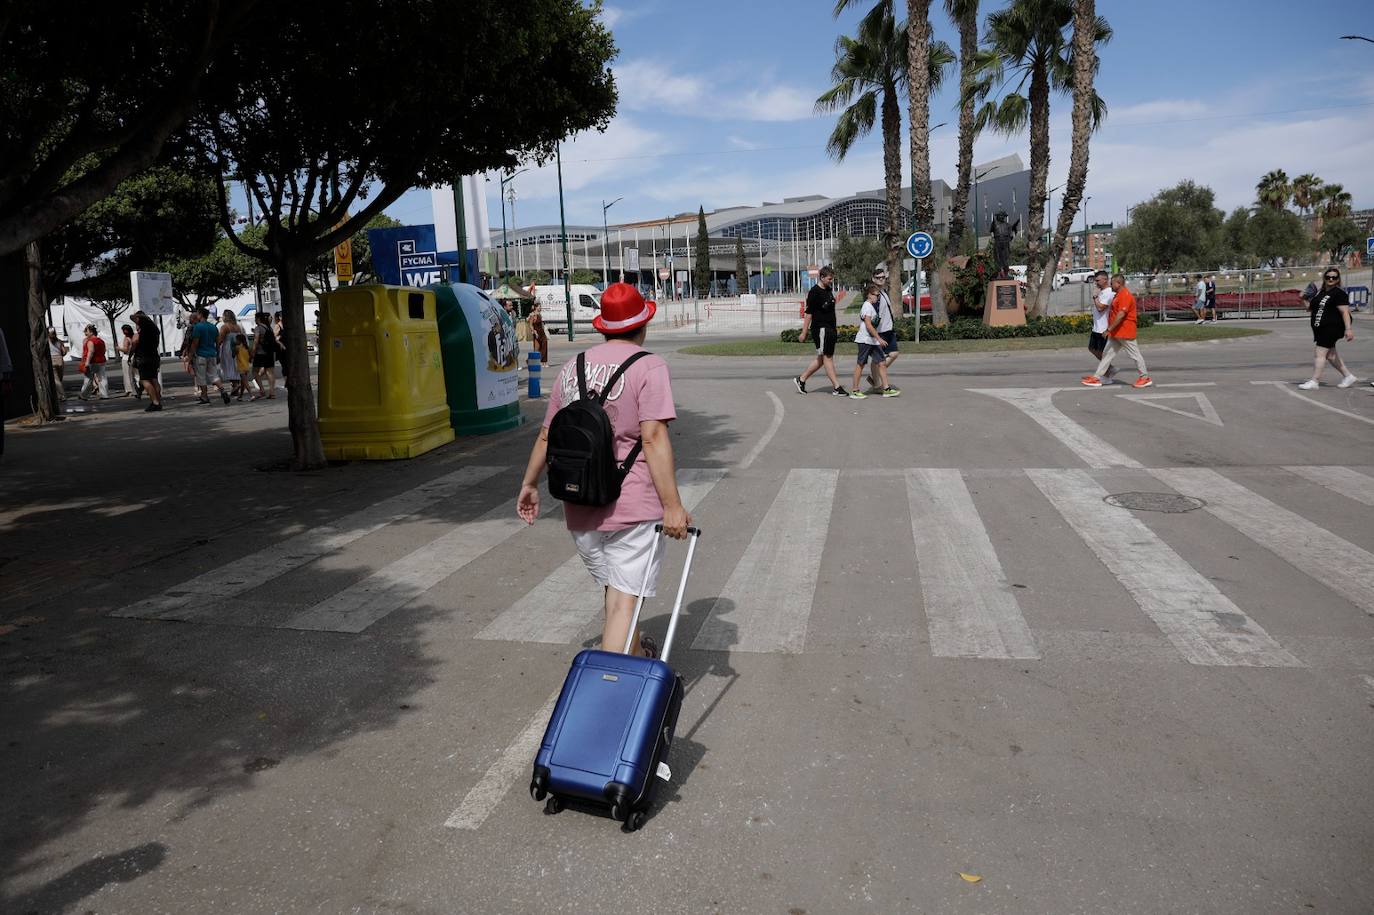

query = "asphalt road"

[{"left": 2, "top": 319, "right": 1373, "bottom": 914}]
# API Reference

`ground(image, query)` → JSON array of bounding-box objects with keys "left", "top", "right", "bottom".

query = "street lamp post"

[
  {"left": 498, "top": 168, "right": 528, "bottom": 282},
  {"left": 601, "top": 197, "right": 623, "bottom": 286},
  {"left": 555, "top": 145, "right": 574, "bottom": 341}
]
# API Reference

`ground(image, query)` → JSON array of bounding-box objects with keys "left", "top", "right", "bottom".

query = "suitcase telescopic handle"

[
  {"left": 654, "top": 523, "right": 702, "bottom": 537},
  {"left": 623, "top": 525, "right": 702, "bottom": 659}
]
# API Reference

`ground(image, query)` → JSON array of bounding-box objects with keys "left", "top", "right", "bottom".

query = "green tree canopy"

[
  {"left": 0, "top": 2, "right": 259, "bottom": 257},
  {"left": 832, "top": 227, "right": 886, "bottom": 287},
  {"left": 193, "top": 0, "right": 618, "bottom": 469},
  {"left": 1319, "top": 217, "right": 1363, "bottom": 263},
  {"left": 1112, "top": 181, "right": 1223, "bottom": 273},
  {"left": 692, "top": 207, "right": 711, "bottom": 295},
  {"left": 1245, "top": 207, "right": 1307, "bottom": 265}
]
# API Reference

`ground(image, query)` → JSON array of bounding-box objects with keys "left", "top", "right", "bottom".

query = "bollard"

[{"left": 527, "top": 350, "right": 542, "bottom": 399}]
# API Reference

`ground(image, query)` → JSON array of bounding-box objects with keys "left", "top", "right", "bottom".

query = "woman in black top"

[
  {"left": 131, "top": 311, "right": 163, "bottom": 410},
  {"left": 1299, "top": 267, "right": 1356, "bottom": 390}
]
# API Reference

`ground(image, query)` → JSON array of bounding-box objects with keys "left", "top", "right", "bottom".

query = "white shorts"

[{"left": 573, "top": 520, "right": 663, "bottom": 597}]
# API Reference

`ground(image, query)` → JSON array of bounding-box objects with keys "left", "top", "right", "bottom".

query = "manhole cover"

[{"left": 1103, "top": 492, "right": 1206, "bottom": 513}]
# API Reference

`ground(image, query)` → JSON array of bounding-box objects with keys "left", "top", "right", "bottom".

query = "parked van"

[{"left": 530, "top": 283, "right": 602, "bottom": 333}]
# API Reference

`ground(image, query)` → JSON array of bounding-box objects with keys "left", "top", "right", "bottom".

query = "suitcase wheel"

[
  {"left": 543, "top": 795, "right": 563, "bottom": 816},
  {"left": 530, "top": 768, "right": 549, "bottom": 802},
  {"left": 623, "top": 809, "right": 647, "bottom": 833}
]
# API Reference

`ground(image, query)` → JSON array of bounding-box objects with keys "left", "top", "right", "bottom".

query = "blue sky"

[{"left": 386, "top": 0, "right": 1374, "bottom": 234}]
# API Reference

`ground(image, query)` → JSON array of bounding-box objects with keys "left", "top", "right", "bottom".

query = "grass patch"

[{"left": 677, "top": 324, "right": 1267, "bottom": 357}]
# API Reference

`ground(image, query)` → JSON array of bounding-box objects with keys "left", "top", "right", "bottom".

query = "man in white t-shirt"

[
  {"left": 849, "top": 283, "right": 895, "bottom": 398},
  {"left": 1089, "top": 270, "right": 1117, "bottom": 383},
  {"left": 1193, "top": 274, "right": 1207, "bottom": 324},
  {"left": 865, "top": 264, "right": 900, "bottom": 395}
]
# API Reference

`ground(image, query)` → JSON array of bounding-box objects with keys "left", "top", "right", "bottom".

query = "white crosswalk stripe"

[
  {"left": 280, "top": 482, "right": 558, "bottom": 633},
  {"left": 906, "top": 469, "right": 1039, "bottom": 660},
  {"left": 109, "top": 459, "right": 1374, "bottom": 672},
  {"left": 473, "top": 469, "right": 726, "bottom": 645},
  {"left": 1151, "top": 467, "right": 1374, "bottom": 616},
  {"left": 691, "top": 468, "right": 838, "bottom": 654},
  {"left": 1282, "top": 465, "right": 1374, "bottom": 507},
  {"left": 1028, "top": 469, "right": 1301, "bottom": 667},
  {"left": 111, "top": 466, "right": 505, "bottom": 621}
]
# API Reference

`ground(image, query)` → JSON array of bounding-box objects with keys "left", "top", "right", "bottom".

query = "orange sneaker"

[
  {"left": 1132, "top": 376, "right": 1154, "bottom": 388},
  {"left": 1081, "top": 375, "right": 1103, "bottom": 387}
]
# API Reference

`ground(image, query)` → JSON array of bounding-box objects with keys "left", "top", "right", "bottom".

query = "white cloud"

[
  {"left": 612, "top": 58, "right": 821, "bottom": 123},
  {"left": 599, "top": 4, "right": 625, "bottom": 28},
  {"left": 727, "top": 135, "right": 759, "bottom": 150},
  {"left": 1106, "top": 99, "right": 1210, "bottom": 125},
  {"left": 483, "top": 118, "right": 670, "bottom": 222}
]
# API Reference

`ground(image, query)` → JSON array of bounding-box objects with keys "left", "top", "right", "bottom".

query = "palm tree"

[
  {"left": 818, "top": 2, "right": 951, "bottom": 295},
  {"left": 1034, "top": 0, "right": 1105, "bottom": 317},
  {"left": 1290, "top": 173, "right": 1323, "bottom": 216},
  {"left": 1319, "top": 182, "right": 1353, "bottom": 219},
  {"left": 1255, "top": 169, "right": 1291, "bottom": 210},
  {"left": 969, "top": 0, "right": 1111, "bottom": 311},
  {"left": 924, "top": 0, "right": 980, "bottom": 327}
]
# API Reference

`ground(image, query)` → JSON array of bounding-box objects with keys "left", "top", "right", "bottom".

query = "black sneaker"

[
  {"left": 831, "top": 386, "right": 849, "bottom": 396},
  {"left": 793, "top": 375, "right": 806, "bottom": 394},
  {"left": 144, "top": 402, "right": 162, "bottom": 412},
  {"left": 220, "top": 389, "right": 231, "bottom": 405},
  {"left": 197, "top": 397, "right": 211, "bottom": 405}
]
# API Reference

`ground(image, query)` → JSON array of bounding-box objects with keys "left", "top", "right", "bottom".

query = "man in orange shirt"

[{"left": 1082, "top": 274, "right": 1152, "bottom": 388}]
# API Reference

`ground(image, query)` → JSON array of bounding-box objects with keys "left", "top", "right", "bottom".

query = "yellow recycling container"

[{"left": 317, "top": 285, "right": 455, "bottom": 460}]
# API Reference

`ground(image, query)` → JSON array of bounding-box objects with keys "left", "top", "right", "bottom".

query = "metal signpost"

[{"left": 906, "top": 231, "right": 933, "bottom": 344}]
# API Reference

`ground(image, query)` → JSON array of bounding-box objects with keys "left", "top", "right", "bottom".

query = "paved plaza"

[{"left": 2, "top": 319, "right": 1373, "bottom": 913}]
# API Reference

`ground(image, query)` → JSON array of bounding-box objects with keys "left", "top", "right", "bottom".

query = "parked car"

[{"left": 1058, "top": 267, "right": 1097, "bottom": 286}]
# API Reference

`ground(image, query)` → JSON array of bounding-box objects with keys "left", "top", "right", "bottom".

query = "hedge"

[{"left": 779, "top": 312, "right": 1153, "bottom": 343}]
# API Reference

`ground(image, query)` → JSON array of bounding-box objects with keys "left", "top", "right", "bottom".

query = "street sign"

[
  {"left": 658, "top": 267, "right": 670, "bottom": 280},
  {"left": 624, "top": 247, "right": 640, "bottom": 273},
  {"left": 906, "top": 231, "right": 934, "bottom": 259},
  {"left": 333, "top": 237, "right": 354, "bottom": 282},
  {"left": 1367, "top": 236, "right": 1373, "bottom": 259},
  {"left": 129, "top": 271, "right": 175, "bottom": 316}
]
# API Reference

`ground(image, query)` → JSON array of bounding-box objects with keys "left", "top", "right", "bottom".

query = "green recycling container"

[{"left": 429, "top": 282, "right": 524, "bottom": 435}]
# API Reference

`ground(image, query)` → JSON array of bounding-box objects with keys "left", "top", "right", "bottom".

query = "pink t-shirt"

[{"left": 542, "top": 342, "right": 676, "bottom": 532}]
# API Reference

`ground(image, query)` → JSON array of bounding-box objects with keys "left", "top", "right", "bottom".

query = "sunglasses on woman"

[{"left": 1324, "top": 274, "right": 1340, "bottom": 282}]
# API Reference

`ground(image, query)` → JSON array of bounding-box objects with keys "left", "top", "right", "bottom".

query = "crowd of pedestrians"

[{"left": 39, "top": 307, "right": 292, "bottom": 410}]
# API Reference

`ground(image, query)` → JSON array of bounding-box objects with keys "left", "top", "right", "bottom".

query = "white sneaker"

[
  {"left": 1297, "top": 380, "right": 1320, "bottom": 390},
  {"left": 1337, "top": 374, "right": 1358, "bottom": 388},
  {"left": 1195, "top": 319, "right": 1204, "bottom": 325}
]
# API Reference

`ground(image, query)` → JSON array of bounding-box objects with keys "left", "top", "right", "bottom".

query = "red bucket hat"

[{"left": 592, "top": 283, "right": 657, "bottom": 334}]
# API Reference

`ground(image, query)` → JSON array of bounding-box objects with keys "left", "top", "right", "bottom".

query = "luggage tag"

[{"left": 656, "top": 761, "right": 672, "bottom": 782}]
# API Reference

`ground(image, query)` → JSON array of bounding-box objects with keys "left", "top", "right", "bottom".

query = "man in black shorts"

[{"left": 793, "top": 265, "right": 847, "bottom": 395}]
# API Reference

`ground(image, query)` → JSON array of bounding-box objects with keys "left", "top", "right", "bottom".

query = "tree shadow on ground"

[
  {"left": 4, "top": 842, "right": 167, "bottom": 915},
  {"left": 1, "top": 390, "right": 742, "bottom": 906}
]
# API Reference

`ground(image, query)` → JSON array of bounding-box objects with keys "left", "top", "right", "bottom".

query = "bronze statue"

[{"left": 990, "top": 211, "right": 1020, "bottom": 280}]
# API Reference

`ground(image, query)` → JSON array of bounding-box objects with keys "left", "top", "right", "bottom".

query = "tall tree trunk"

[
  {"left": 25, "top": 242, "right": 56, "bottom": 421},
  {"left": 279, "top": 256, "right": 326, "bottom": 470},
  {"left": 1034, "top": 0, "right": 1098, "bottom": 317},
  {"left": 907, "top": 0, "right": 934, "bottom": 325},
  {"left": 1022, "top": 59, "right": 1052, "bottom": 317},
  {"left": 937, "top": 0, "right": 979, "bottom": 325},
  {"left": 881, "top": 85, "right": 904, "bottom": 312}
]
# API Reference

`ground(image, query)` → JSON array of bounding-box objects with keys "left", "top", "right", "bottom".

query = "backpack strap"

[
  {"left": 575, "top": 351, "right": 589, "bottom": 400},
  {"left": 595, "top": 350, "right": 650, "bottom": 406},
  {"left": 591, "top": 350, "right": 652, "bottom": 477}
]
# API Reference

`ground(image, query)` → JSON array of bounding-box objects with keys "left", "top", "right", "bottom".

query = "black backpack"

[{"left": 547, "top": 350, "right": 650, "bottom": 506}]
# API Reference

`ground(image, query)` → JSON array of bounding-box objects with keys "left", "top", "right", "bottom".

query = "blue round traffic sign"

[{"left": 906, "top": 231, "right": 934, "bottom": 259}]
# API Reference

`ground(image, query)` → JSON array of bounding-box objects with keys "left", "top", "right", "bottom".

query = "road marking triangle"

[{"left": 1117, "top": 391, "right": 1223, "bottom": 426}]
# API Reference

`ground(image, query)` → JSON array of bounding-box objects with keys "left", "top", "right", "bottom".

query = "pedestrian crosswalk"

[{"left": 111, "top": 463, "right": 1374, "bottom": 670}]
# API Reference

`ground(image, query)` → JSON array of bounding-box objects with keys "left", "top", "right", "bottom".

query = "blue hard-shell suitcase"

[{"left": 530, "top": 525, "right": 701, "bottom": 832}]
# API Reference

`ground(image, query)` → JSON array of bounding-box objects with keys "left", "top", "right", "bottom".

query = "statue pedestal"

[{"left": 983, "top": 280, "right": 1026, "bottom": 327}]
